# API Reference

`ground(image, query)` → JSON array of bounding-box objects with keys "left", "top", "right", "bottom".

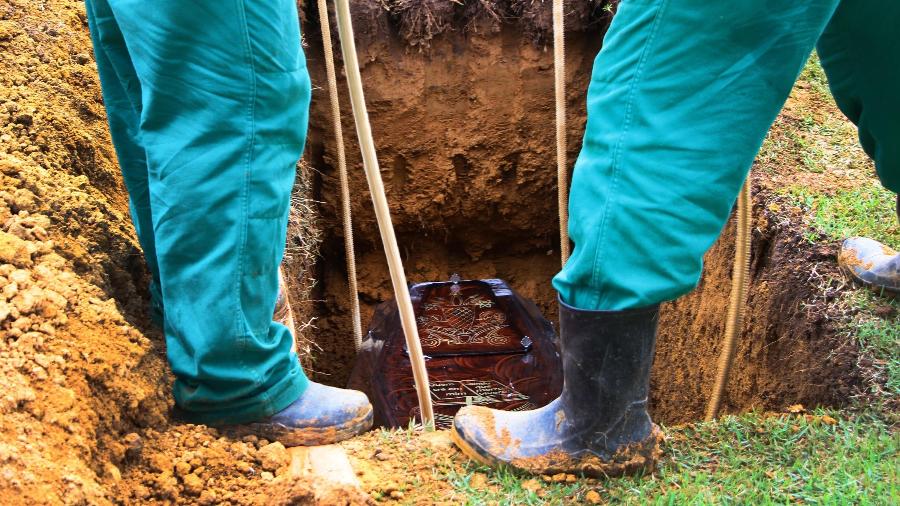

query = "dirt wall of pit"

[
  {"left": 302, "top": 0, "right": 605, "bottom": 379},
  {"left": 301, "top": 3, "right": 862, "bottom": 423}
]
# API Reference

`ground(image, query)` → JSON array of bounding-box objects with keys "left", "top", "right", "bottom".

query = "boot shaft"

[{"left": 557, "top": 298, "right": 659, "bottom": 435}]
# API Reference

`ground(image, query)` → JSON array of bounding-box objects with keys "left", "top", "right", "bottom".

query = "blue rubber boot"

[
  {"left": 838, "top": 197, "right": 900, "bottom": 298},
  {"left": 181, "top": 382, "right": 373, "bottom": 447},
  {"left": 451, "top": 298, "right": 663, "bottom": 477}
]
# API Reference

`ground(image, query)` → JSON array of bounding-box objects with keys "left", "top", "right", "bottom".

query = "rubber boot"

[
  {"left": 218, "top": 382, "right": 373, "bottom": 446},
  {"left": 451, "top": 297, "right": 663, "bottom": 477},
  {"left": 176, "top": 381, "right": 374, "bottom": 446},
  {"left": 178, "top": 271, "right": 373, "bottom": 446},
  {"left": 838, "top": 196, "right": 900, "bottom": 298}
]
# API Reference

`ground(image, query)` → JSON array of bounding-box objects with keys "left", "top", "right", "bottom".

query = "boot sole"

[
  {"left": 840, "top": 267, "right": 899, "bottom": 300},
  {"left": 450, "top": 423, "right": 496, "bottom": 468},
  {"left": 222, "top": 405, "right": 374, "bottom": 447},
  {"left": 451, "top": 423, "right": 663, "bottom": 478}
]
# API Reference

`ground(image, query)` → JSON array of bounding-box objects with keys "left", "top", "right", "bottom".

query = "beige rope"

[
  {"left": 316, "top": 0, "right": 363, "bottom": 352},
  {"left": 705, "top": 179, "right": 752, "bottom": 420},
  {"left": 553, "top": 0, "right": 570, "bottom": 266},
  {"left": 332, "top": 0, "right": 435, "bottom": 428}
]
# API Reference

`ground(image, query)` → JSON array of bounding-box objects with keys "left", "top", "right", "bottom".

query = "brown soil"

[
  {"left": 0, "top": 0, "right": 878, "bottom": 503},
  {"left": 652, "top": 184, "right": 862, "bottom": 423}
]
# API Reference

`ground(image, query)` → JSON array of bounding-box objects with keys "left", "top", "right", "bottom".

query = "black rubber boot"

[
  {"left": 451, "top": 297, "right": 663, "bottom": 477},
  {"left": 838, "top": 195, "right": 899, "bottom": 298}
]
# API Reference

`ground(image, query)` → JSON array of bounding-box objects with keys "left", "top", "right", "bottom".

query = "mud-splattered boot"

[
  {"left": 217, "top": 382, "right": 374, "bottom": 447},
  {"left": 451, "top": 297, "right": 663, "bottom": 477},
  {"left": 839, "top": 196, "right": 899, "bottom": 298}
]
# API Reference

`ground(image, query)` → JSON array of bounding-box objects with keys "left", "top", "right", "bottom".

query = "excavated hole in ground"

[
  {"left": 306, "top": 197, "right": 863, "bottom": 425},
  {"left": 298, "top": 16, "right": 863, "bottom": 426}
]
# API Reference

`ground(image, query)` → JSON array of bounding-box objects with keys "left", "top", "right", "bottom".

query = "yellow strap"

[
  {"left": 316, "top": 0, "right": 363, "bottom": 352},
  {"left": 706, "top": 180, "right": 753, "bottom": 420},
  {"left": 553, "top": 0, "right": 570, "bottom": 266}
]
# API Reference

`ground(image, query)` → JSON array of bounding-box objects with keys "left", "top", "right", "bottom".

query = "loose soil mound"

[
  {"left": 0, "top": 0, "right": 873, "bottom": 503},
  {"left": 0, "top": 1, "right": 334, "bottom": 503}
]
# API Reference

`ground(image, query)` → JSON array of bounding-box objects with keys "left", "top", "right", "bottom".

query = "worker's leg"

[
  {"left": 455, "top": 0, "right": 842, "bottom": 477},
  {"left": 83, "top": 0, "right": 163, "bottom": 323},
  {"left": 823, "top": 0, "right": 900, "bottom": 297},
  {"left": 102, "top": 0, "right": 311, "bottom": 424},
  {"left": 552, "top": 0, "right": 841, "bottom": 311},
  {"left": 818, "top": 0, "right": 900, "bottom": 194}
]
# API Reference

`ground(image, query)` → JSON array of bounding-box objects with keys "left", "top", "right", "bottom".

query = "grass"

[
  {"left": 785, "top": 184, "right": 899, "bottom": 245},
  {"left": 842, "top": 290, "right": 900, "bottom": 397},
  {"left": 856, "top": 315, "right": 900, "bottom": 396},
  {"left": 758, "top": 54, "right": 871, "bottom": 178},
  {"left": 446, "top": 410, "right": 899, "bottom": 505},
  {"left": 798, "top": 52, "right": 831, "bottom": 99}
]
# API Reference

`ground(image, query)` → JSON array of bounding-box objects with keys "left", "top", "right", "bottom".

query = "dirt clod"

[
  {"left": 182, "top": 473, "right": 203, "bottom": 496},
  {"left": 585, "top": 489, "right": 602, "bottom": 504},
  {"left": 0, "top": 230, "right": 32, "bottom": 267},
  {"left": 521, "top": 478, "right": 542, "bottom": 492},
  {"left": 174, "top": 461, "right": 192, "bottom": 478},
  {"left": 257, "top": 441, "right": 290, "bottom": 472}
]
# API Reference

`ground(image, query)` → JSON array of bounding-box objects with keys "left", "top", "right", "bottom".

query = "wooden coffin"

[{"left": 347, "top": 278, "right": 563, "bottom": 429}]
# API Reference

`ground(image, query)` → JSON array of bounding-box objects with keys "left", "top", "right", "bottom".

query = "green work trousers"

[
  {"left": 85, "top": 0, "right": 311, "bottom": 424},
  {"left": 553, "top": 0, "right": 900, "bottom": 310}
]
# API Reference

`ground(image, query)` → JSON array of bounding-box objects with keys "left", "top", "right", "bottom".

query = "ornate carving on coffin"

[
  {"left": 411, "top": 281, "right": 531, "bottom": 356},
  {"left": 348, "top": 279, "right": 563, "bottom": 430}
]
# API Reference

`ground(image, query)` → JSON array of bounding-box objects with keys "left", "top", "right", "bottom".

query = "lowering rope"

[
  {"left": 316, "top": 0, "right": 363, "bottom": 352},
  {"left": 553, "top": 0, "right": 570, "bottom": 266},
  {"left": 705, "top": 180, "right": 752, "bottom": 420},
  {"left": 331, "top": 0, "right": 435, "bottom": 428}
]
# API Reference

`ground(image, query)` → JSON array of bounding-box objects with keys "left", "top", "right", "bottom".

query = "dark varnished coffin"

[{"left": 347, "top": 279, "right": 563, "bottom": 429}]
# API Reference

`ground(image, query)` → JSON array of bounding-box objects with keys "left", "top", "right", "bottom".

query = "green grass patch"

[
  {"left": 799, "top": 52, "right": 831, "bottom": 99},
  {"left": 841, "top": 290, "right": 900, "bottom": 397},
  {"left": 784, "top": 184, "right": 899, "bottom": 245},
  {"left": 857, "top": 316, "right": 900, "bottom": 395},
  {"left": 757, "top": 52, "right": 870, "bottom": 178},
  {"left": 448, "top": 410, "right": 899, "bottom": 505}
]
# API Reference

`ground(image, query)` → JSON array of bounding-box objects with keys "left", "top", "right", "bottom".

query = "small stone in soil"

[
  {"left": 257, "top": 441, "right": 289, "bottom": 472},
  {"left": 123, "top": 432, "right": 143, "bottom": 460},
  {"left": 182, "top": 473, "right": 203, "bottom": 495}
]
